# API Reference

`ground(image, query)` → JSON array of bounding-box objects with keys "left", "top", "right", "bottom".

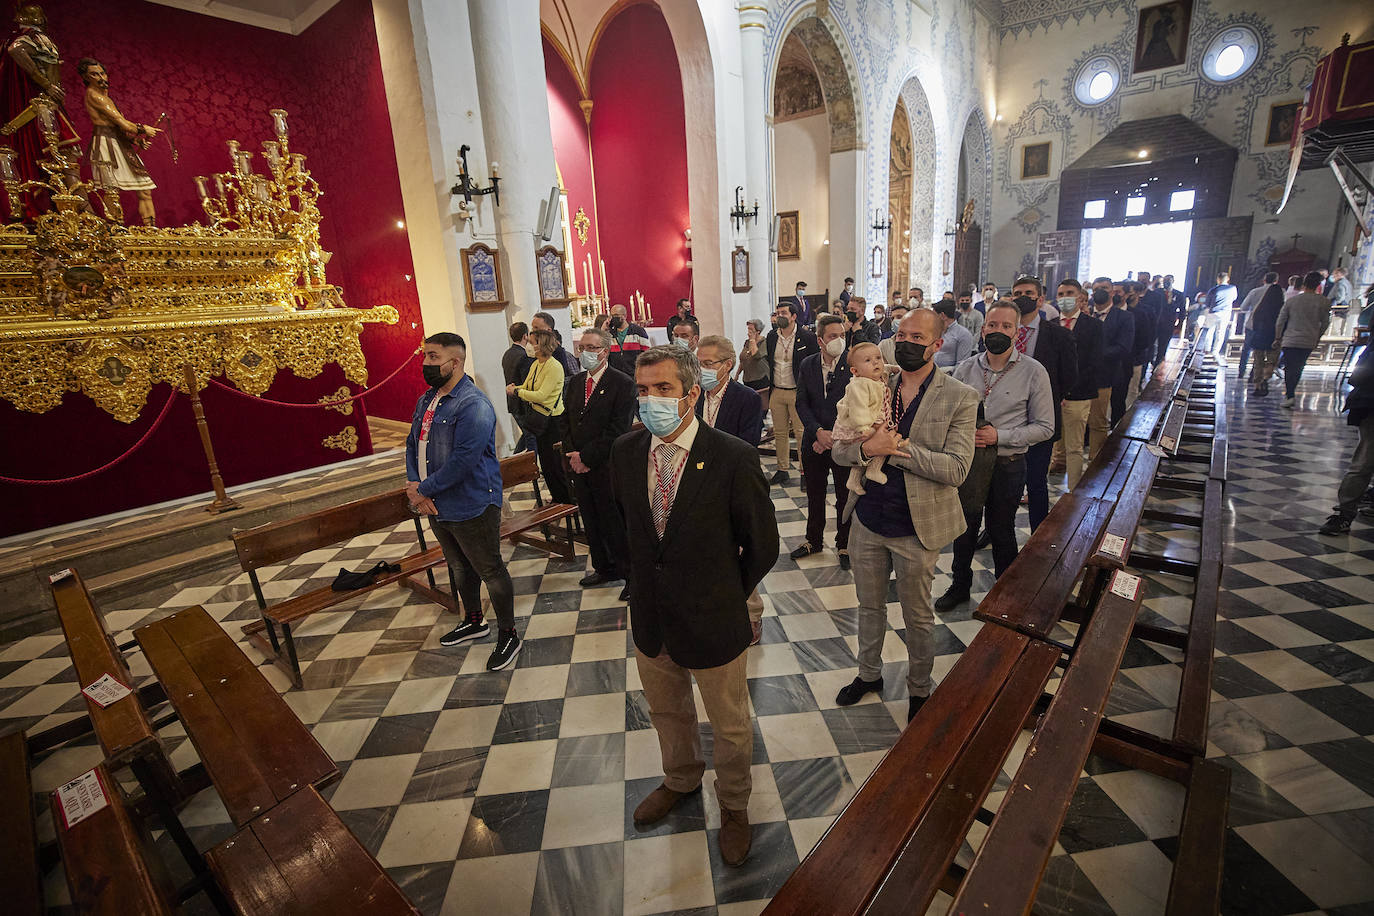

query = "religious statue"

[
  {"left": 0, "top": 3, "right": 81, "bottom": 218},
  {"left": 78, "top": 58, "right": 159, "bottom": 226}
]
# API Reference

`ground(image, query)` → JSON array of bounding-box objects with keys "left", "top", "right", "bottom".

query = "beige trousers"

[
  {"left": 746, "top": 588, "right": 763, "bottom": 625},
  {"left": 1088, "top": 387, "right": 1113, "bottom": 459},
  {"left": 636, "top": 647, "right": 752, "bottom": 811},
  {"left": 769, "top": 387, "right": 801, "bottom": 471},
  {"left": 1061, "top": 398, "right": 1093, "bottom": 488},
  {"left": 1252, "top": 349, "right": 1279, "bottom": 386}
]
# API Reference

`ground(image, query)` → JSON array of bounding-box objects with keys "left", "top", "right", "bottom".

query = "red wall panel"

[
  {"left": 587, "top": 4, "right": 691, "bottom": 325},
  {"left": 0, "top": 0, "right": 423, "bottom": 536},
  {"left": 543, "top": 36, "right": 601, "bottom": 301}
]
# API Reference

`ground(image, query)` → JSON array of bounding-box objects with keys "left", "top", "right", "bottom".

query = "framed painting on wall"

[
  {"left": 535, "top": 245, "right": 571, "bottom": 306},
  {"left": 1021, "top": 142, "right": 1051, "bottom": 180},
  {"left": 776, "top": 210, "right": 800, "bottom": 261},
  {"left": 1265, "top": 102, "right": 1301, "bottom": 147},
  {"left": 731, "top": 246, "right": 751, "bottom": 292},
  {"left": 1134, "top": 0, "right": 1193, "bottom": 74},
  {"left": 461, "top": 243, "right": 507, "bottom": 313}
]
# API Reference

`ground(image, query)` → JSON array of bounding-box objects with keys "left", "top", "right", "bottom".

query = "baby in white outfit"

[{"left": 832, "top": 342, "right": 906, "bottom": 495}]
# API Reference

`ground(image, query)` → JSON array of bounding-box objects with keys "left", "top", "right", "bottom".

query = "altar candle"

[{"left": 600, "top": 259, "right": 608, "bottom": 304}]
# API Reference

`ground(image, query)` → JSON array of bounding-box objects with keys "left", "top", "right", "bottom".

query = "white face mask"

[
  {"left": 824, "top": 337, "right": 845, "bottom": 358},
  {"left": 1057, "top": 296, "right": 1078, "bottom": 314},
  {"left": 524, "top": 343, "right": 537, "bottom": 357}
]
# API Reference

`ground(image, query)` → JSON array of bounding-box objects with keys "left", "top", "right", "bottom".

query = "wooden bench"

[
  {"left": 499, "top": 450, "right": 580, "bottom": 561},
  {"left": 1, "top": 730, "right": 44, "bottom": 916},
  {"left": 233, "top": 488, "right": 455, "bottom": 686},
  {"left": 207, "top": 785, "right": 420, "bottom": 915},
  {"left": 50, "top": 762, "right": 175, "bottom": 915},
  {"left": 134, "top": 604, "right": 338, "bottom": 827}
]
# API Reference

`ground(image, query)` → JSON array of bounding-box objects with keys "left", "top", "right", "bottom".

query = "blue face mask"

[
  {"left": 699, "top": 367, "right": 718, "bottom": 390},
  {"left": 672, "top": 337, "right": 690, "bottom": 351},
  {"left": 579, "top": 349, "right": 602, "bottom": 371},
  {"left": 638, "top": 395, "right": 688, "bottom": 438}
]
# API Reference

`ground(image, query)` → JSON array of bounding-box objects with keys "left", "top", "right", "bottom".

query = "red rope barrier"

[
  {"left": 0, "top": 388, "right": 180, "bottom": 486},
  {"left": 206, "top": 346, "right": 421, "bottom": 408}
]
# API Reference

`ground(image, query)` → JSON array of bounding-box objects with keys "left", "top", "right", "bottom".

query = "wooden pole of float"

[{"left": 182, "top": 364, "right": 240, "bottom": 514}]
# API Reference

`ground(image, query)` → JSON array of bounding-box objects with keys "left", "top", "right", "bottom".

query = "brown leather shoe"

[
  {"left": 719, "top": 806, "right": 752, "bottom": 866},
  {"left": 633, "top": 783, "right": 700, "bottom": 827}
]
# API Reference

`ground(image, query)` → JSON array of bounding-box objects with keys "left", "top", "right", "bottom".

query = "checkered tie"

[
  {"left": 1016, "top": 326, "right": 1030, "bottom": 354},
  {"left": 651, "top": 443, "right": 680, "bottom": 538}
]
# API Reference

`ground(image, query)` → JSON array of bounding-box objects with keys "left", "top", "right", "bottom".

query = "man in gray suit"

[{"left": 832, "top": 309, "right": 979, "bottom": 722}]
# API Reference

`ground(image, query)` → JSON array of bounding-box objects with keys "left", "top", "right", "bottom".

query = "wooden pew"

[
  {"left": 1, "top": 730, "right": 44, "bottom": 916},
  {"left": 206, "top": 785, "right": 420, "bottom": 915},
  {"left": 50, "top": 763, "right": 175, "bottom": 916},
  {"left": 498, "top": 450, "right": 580, "bottom": 560},
  {"left": 134, "top": 605, "right": 338, "bottom": 828}
]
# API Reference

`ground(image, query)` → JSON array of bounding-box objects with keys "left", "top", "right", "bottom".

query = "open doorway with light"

[{"left": 1080, "top": 220, "right": 1193, "bottom": 282}]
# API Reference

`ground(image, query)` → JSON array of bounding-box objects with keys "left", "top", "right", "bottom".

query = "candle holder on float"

[{"left": 0, "top": 95, "right": 108, "bottom": 222}]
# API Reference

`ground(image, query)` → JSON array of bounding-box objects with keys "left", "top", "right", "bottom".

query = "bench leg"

[
  {"left": 281, "top": 623, "right": 303, "bottom": 689},
  {"left": 131, "top": 756, "right": 213, "bottom": 885},
  {"left": 262, "top": 614, "right": 282, "bottom": 655}
]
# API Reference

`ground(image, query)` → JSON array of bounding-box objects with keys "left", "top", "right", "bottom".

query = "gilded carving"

[
  {"left": 322, "top": 425, "right": 358, "bottom": 454},
  {"left": 320, "top": 386, "right": 353, "bottom": 415}
]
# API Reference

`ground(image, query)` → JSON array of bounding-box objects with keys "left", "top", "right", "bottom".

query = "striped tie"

[
  {"left": 1016, "top": 325, "right": 1030, "bottom": 353},
  {"left": 651, "top": 443, "right": 680, "bottom": 538}
]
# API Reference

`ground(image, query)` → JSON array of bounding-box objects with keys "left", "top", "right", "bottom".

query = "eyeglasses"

[{"left": 699, "top": 357, "right": 731, "bottom": 369}]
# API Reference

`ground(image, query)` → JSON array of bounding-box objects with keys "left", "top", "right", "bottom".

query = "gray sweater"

[
  {"left": 1274, "top": 291, "right": 1332, "bottom": 349},
  {"left": 951, "top": 349, "right": 1055, "bottom": 458}
]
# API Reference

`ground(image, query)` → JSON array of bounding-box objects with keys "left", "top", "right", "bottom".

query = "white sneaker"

[{"left": 1281, "top": 397, "right": 1295, "bottom": 409}]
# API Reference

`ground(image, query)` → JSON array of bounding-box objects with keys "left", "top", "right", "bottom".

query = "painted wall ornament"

[{"left": 573, "top": 206, "right": 589, "bottom": 244}]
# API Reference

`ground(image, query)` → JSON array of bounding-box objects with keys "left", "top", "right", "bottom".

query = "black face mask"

[
  {"left": 422, "top": 362, "right": 452, "bottom": 388},
  {"left": 1014, "top": 295, "right": 1039, "bottom": 316},
  {"left": 846, "top": 311, "right": 860, "bottom": 323},
  {"left": 1091, "top": 289, "right": 1111, "bottom": 308},
  {"left": 610, "top": 316, "right": 624, "bottom": 330},
  {"left": 984, "top": 332, "right": 1013, "bottom": 355},
  {"left": 894, "top": 340, "right": 931, "bottom": 372},
  {"left": 1112, "top": 293, "right": 1124, "bottom": 306}
]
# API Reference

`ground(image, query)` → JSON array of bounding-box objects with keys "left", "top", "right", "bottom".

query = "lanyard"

[{"left": 419, "top": 392, "right": 441, "bottom": 439}]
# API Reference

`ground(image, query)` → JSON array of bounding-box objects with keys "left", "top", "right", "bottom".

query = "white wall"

[{"left": 774, "top": 113, "right": 831, "bottom": 295}]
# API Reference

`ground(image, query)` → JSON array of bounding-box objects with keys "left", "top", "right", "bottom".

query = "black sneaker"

[
  {"left": 934, "top": 587, "right": 970, "bottom": 612},
  {"left": 838, "top": 550, "right": 851, "bottom": 571},
  {"left": 789, "top": 542, "right": 820, "bottom": 560},
  {"left": 440, "top": 618, "right": 489, "bottom": 647},
  {"left": 835, "top": 676, "right": 883, "bottom": 706},
  {"left": 769, "top": 470, "right": 789, "bottom": 486},
  {"left": 486, "top": 629, "right": 522, "bottom": 671},
  {"left": 1318, "top": 514, "right": 1352, "bottom": 537},
  {"left": 908, "top": 695, "right": 928, "bottom": 722}
]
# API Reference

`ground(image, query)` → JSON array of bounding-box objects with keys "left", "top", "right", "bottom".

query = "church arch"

[{"left": 892, "top": 74, "right": 937, "bottom": 296}]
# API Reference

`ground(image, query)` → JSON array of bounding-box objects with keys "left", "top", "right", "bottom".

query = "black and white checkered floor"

[{"left": 2, "top": 368, "right": 1372, "bottom": 915}]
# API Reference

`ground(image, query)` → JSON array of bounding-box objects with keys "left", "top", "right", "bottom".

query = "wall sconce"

[
  {"left": 872, "top": 209, "right": 890, "bottom": 233},
  {"left": 730, "top": 187, "right": 760, "bottom": 231},
  {"left": 684, "top": 227, "right": 693, "bottom": 268},
  {"left": 943, "top": 220, "right": 957, "bottom": 238},
  {"left": 450, "top": 143, "right": 500, "bottom": 209}
]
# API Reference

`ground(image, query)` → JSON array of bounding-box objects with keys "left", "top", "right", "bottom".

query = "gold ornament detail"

[
  {"left": 321, "top": 425, "right": 358, "bottom": 454},
  {"left": 0, "top": 109, "right": 398, "bottom": 424},
  {"left": 320, "top": 386, "right": 353, "bottom": 415},
  {"left": 573, "top": 206, "right": 590, "bottom": 245}
]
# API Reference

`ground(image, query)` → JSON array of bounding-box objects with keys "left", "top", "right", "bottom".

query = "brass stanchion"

[{"left": 182, "top": 364, "right": 240, "bottom": 514}]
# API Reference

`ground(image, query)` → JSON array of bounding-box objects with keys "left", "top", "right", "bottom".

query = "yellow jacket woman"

[{"left": 514, "top": 330, "right": 566, "bottom": 416}]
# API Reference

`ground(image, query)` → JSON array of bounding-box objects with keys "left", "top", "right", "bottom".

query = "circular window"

[
  {"left": 1074, "top": 56, "right": 1120, "bottom": 106},
  {"left": 1201, "top": 27, "right": 1260, "bottom": 82}
]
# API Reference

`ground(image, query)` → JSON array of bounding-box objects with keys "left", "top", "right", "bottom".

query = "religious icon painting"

[
  {"left": 731, "top": 246, "right": 751, "bottom": 292},
  {"left": 1020, "top": 142, "right": 1051, "bottom": 180},
  {"left": 1134, "top": 0, "right": 1193, "bottom": 75},
  {"left": 535, "top": 245, "right": 571, "bottom": 306},
  {"left": 777, "top": 210, "right": 800, "bottom": 261},
  {"left": 1265, "top": 102, "right": 1301, "bottom": 147},
  {"left": 462, "top": 243, "right": 507, "bottom": 312}
]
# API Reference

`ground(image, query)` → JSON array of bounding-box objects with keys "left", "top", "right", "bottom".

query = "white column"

[
  {"left": 467, "top": 0, "right": 561, "bottom": 331},
  {"left": 739, "top": 3, "right": 772, "bottom": 319},
  {"left": 828, "top": 147, "right": 861, "bottom": 300}
]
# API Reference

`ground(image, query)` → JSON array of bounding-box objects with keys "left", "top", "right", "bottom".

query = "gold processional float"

[{"left": 0, "top": 99, "right": 397, "bottom": 510}]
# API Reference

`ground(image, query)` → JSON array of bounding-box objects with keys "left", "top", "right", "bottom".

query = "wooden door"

[
  {"left": 1036, "top": 229, "right": 1081, "bottom": 295},
  {"left": 954, "top": 223, "right": 982, "bottom": 294},
  {"left": 1185, "top": 216, "right": 1252, "bottom": 300}
]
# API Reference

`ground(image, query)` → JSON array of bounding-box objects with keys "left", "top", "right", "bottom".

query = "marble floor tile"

[
  {"left": 757, "top": 711, "right": 839, "bottom": 761},
  {"left": 1231, "top": 650, "right": 1343, "bottom": 691},
  {"left": 1073, "top": 841, "right": 1174, "bottom": 916},
  {"left": 541, "top": 781, "right": 626, "bottom": 848},
  {"left": 1234, "top": 746, "right": 1374, "bottom": 815},
  {"left": 1237, "top": 816, "right": 1374, "bottom": 909},
  {"left": 328, "top": 753, "right": 421, "bottom": 811},
  {"left": 402, "top": 747, "right": 487, "bottom": 804},
  {"left": 376, "top": 797, "right": 473, "bottom": 867},
  {"left": 504, "top": 664, "right": 571, "bottom": 704},
  {"left": 311, "top": 717, "right": 378, "bottom": 763},
  {"left": 558, "top": 692, "right": 627, "bottom": 738},
  {"left": 441, "top": 850, "right": 539, "bottom": 915},
  {"left": 531, "top": 841, "right": 624, "bottom": 916},
  {"left": 551, "top": 732, "right": 625, "bottom": 789},
  {"left": 1091, "top": 769, "right": 1185, "bottom": 840},
  {"left": 1233, "top": 691, "right": 1358, "bottom": 745},
  {"left": 424, "top": 705, "right": 502, "bottom": 753},
  {"left": 623, "top": 831, "right": 716, "bottom": 916},
  {"left": 381, "top": 676, "right": 456, "bottom": 716},
  {"left": 476, "top": 739, "right": 558, "bottom": 796},
  {"left": 458, "top": 789, "right": 550, "bottom": 858}
]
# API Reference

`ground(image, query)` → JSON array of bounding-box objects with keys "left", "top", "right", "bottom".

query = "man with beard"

[{"left": 78, "top": 58, "right": 161, "bottom": 225}]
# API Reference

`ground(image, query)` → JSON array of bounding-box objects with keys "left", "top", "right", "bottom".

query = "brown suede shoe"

[
  {"left": 633, "top": 783, "right": 700, "bottom": 827},
  {"left": 719, "top": 806, "right": 752, "bottom": 866}
]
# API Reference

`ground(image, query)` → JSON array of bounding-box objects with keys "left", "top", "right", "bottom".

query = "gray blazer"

[
  {"left": 834, "top": 368, "right": 979, "bottom": 551},
  {"left": 1274, "top": 292, "right": 1332, "bottom": 350}
]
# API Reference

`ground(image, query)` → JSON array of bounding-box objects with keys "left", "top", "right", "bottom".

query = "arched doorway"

[
  {"left": 955, "top": 109, "right": 993, "bottom": 294},
  {"left": 890, "top": 76, "right": 936, "bottom": 298},
  {"left": 769, "top": 15, "right": 861, "bottom": 304}
]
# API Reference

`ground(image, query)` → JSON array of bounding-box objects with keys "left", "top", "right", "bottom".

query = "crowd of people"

[{"left": 401, "top": 264, "right": 1368, "bottom": 868}]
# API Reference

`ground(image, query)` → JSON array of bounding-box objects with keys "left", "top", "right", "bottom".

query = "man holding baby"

[{"left": 831, "top": 309, "right": 979, "bottom": 722}]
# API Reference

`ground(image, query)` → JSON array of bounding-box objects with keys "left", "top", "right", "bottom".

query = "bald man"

[{"left": 831, "top": 309, "right": 979, "bottom": 722}]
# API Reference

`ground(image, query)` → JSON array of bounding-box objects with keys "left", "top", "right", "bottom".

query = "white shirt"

[
  {"left": 582, "top": 361, "right": 607, "bottom": 399},
  {"left": 773, "top": 330, "right": 797, "bottom": 389},
  {"left": 648, "top": 415, "right": 698, "bottom": 508},
  {"left": 1019, "top": 312, "right": 1041, "bottom": 359},
  {"left": 703, "top": 382, "right": 727, "bottom": 427}
]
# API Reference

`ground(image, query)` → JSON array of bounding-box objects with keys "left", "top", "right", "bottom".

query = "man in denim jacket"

[{"left": 406, "top": 332, "right": 521, "bottom": 670}]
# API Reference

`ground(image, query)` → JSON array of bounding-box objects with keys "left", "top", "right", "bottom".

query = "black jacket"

[
  {"left": 610, "top": 424, "right": 779, "bottom": 668},
  {"left": 1248, "top": 285, "right": 1285, "bottom": 351},
  {"left": 845, "top": 321, "right": 880, "bottom": 348},
  {"left": 1063, "top": 314, "right": 1104, "bottom": 401},
  {"left": 563, "top": 365, "right": 636, "bottom": 471},
  {"left": 795, "top": 351, "right": 853, "bottom": 454},
  {"left": 1344, "top": 345, "right": 1374, "bottom": 426},
  {"left": 696, "top": 380, "right": 764, "bottom": 446},
  {"left": 1130, "top": 301, "right": 1158, "bottom": 365},
  {"left": 1095, "top": 307, "right": 1135, "bottom": 389},
  {"left": 764, "top": 328, "right": 819, "bottom": 388},
  {"left": 1027, "top": 319, "right": 1078, "bottom": 439}
]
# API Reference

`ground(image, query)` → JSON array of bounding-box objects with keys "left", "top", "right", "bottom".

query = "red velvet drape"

[
  {"left": 544, "top": 37, "right": 601, "bottom": 303},
  {"left": 0, "top": 0, "right": 424, "bottom": 537}
]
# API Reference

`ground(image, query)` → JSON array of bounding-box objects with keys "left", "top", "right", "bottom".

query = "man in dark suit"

[
  {"left": 565, "top": 327, "right": 636, "bottom": 595},
  {"left": 532, "top": 311, "right": 579, "bottom": 377},
  {"left": 1054, "top": 279, "right": 1104, "bottom": 488},
  {"left": 791, "top": 281, "right": 813, "bottom": 328},
  {"left": 1148, "top": 275, "right": 1186, "bottom": 374},
  {"left": 843, "top": 302, "right": 880, "bottom": 348},
  {"left": 612, "top": 345, "right": 779, "bottom": 868},
  {"left": 765, "top": 303, "right": 820, "bottom": 484},
  {"left": 1089, "top": 283, "right": 1135, "bottom": 457},
  {"left": 1010, "top": 277, "right": 1077, "bottom": 531},
  {"left": 793, "top": 314, "right": 855, "bottom": 567}
]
